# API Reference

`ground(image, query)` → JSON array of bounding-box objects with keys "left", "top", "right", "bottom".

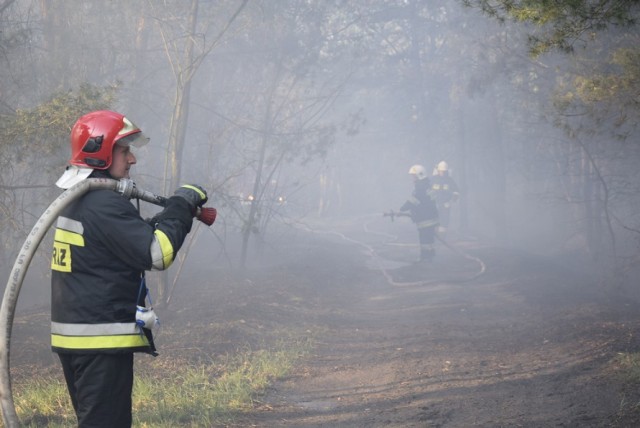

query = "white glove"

[{"left": 136, "top": 306, "right": 159, "bottom": 330}]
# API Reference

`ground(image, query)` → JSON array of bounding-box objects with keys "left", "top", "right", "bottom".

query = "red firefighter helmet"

[
  {"left": 56, "top": 110, "right": 149, "bottom": 189},
  {"left": 69, "top": 110, "right": 148, "bottom": 170}
]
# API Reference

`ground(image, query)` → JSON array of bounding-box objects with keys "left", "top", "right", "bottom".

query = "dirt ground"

[{"left": 9, "top": 216, "right": 640, "bottom": 427}]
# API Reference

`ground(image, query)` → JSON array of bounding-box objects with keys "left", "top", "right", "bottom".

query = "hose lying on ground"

[
  {"left": 293, "top": 214, "right": 486, "bottom": 289},
  {"left": 380, "top": 234, "right": 486, "bottom": 288},
  {"left": 378, "top": 211, "right": 486, "bottom": 287}
]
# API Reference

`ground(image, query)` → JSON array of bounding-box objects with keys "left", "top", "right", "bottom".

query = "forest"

[
  {"left": 1, "top": 0, "right": 639, "bottom": 426},
  {"left": 1, "top": 0, "right": 638, "bottom": 288}
]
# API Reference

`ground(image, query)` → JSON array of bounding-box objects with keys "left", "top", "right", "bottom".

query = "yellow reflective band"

[
  {"left": 54, "top": 229, "right": 85, "bottom": 246},
  {"left": 181, "top": 184, "right": 206, "bottom": 199},
  {"left": 417, "top": 219, "right": 438, "bottom": 228},
  {"left": 153, "top": 229, "right": 175, "bottom": 269},
  {"left": 51, "top": 333, "right": 149, "bottom": 350}
]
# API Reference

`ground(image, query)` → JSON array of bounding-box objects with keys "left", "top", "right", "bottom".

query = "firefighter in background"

[
  {"left": 400, "top": 164, "right": 439, "bottom": 263},
  {"left": 431, "top": 160, "right": 460, "bottom": 235}
]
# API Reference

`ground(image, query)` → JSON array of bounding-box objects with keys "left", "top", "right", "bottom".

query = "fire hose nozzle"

[
  {"left": 196, "top": 207, "right": 217, "bottom": 226},
  {"left": 118, "top": 179, "right": 217, "bottom": 227}
]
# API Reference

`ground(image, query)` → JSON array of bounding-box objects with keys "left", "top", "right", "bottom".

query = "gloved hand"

[{"left": 174, "top": 184, "right": 208, "bottom": 210}]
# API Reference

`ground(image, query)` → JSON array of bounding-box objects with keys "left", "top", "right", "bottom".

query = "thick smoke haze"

[
  {"left": 3, "top": 4, "right": 640, "bottom": 426},
  {"left": 1, "top": 0, "right": 639, "bottom": 308}
]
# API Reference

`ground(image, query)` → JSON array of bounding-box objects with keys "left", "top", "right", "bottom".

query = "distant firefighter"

[
  {"left": 431, "top": 161, "right": 459, "bottom": 235},
  {"left": 400, "top": 164, "right": 439, "bottom": 263}
]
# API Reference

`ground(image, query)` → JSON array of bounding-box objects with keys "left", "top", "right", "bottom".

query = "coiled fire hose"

[{"left": 0, "top": 178, "right": 216, "bottom": 427}]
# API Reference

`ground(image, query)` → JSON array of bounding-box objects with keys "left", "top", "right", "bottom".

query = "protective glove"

[{"left": 174, "top": 184, "right": 208, "bottom": 211}]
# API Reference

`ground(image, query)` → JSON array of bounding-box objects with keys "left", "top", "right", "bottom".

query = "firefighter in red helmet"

[{"left": 52, "top": 110, "right": 207, "bottom": 427}]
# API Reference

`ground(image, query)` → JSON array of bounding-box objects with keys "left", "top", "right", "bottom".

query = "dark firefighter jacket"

[
  {"left": 431, "top": 173, "right": 460, "bottom": 205},
  {"left": 400, "top": 177, "right": 439, "bottom": 229},
  {"left": 51, "top": 188, "right": 193, "bottom": 355}
]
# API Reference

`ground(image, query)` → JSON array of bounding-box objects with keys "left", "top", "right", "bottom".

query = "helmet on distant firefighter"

[
  {"left": 437, "top": 161, "right": 448, "bottom": 172},
  {"left": 56, "top": 110, "right": 149, "bottom": 189},
  {"left": 408, "top": 164, "right": 428, "bottom": 180}
]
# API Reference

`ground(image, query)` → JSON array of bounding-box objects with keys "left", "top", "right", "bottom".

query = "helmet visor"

[{"left": 116, "top": 131, "right": 149, "bottom": 148}]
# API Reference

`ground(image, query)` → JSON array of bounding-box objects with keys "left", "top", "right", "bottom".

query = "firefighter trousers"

[
  {"left": 58, "top": 352, "right": 134, "bottom": 427},
  {"left": 417, "top": 225, "right": 436, "bottom": 261}
]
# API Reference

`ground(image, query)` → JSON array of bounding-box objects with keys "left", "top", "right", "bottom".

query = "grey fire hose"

[{"left": 0, "top": 178, "right": 216, "bottom": 427}]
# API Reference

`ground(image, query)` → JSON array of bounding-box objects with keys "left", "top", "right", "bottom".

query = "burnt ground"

[{"left": 9, "top": 216, "right": 640, "bottom": 427}]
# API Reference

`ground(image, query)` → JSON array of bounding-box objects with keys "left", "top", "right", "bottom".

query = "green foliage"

[
  {"left": 553, "top": 46, "right": 639, "bottom": 135},
  {"left": 0, "top": 83, "right": 119, "bottom": 159},
  {"left": 574, "top": 48, "right": 640, "bottom": 103},
  {"left": 463, "top": 0, "right": 639, "bottom": 56},
  {"left": 12, "top": 376, "right": 75, "bottom": 427},
  {"left": 613, "top": 352, "right": 640, "bottom": 383},
  {"left": 6, "top": 339, "right": 311, "bottom": 428},
  {"left": 0, "top": 82, "right": 120, "bottom": 267}
]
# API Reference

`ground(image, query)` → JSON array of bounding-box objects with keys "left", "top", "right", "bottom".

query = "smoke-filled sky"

[{"left": 2, "top": 0, "right": 639, "bottom": 308}]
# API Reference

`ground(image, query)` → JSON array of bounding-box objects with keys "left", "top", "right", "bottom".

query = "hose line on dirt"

[
  {"left": 377, "top": 234, "right": 486, "bottom": 288},
  {"left": 294, "top": 215, "right": 486, "bottom": 288},
  {"left": 363, "top": 217, "right": 485, "bottom": 287},
  {"left": 0, "top": 177, "right": 195, "bottom": 427}
]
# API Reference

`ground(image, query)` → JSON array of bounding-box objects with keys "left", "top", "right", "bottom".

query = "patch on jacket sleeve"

[{"left": 52, "top": 216, "right": 84, "bottom": 272}]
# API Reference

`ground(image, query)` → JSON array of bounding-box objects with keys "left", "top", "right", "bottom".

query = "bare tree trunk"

[
  {"left": 240, "top": 101, "right": 272, "bottom": 269},
  {"left": 163, "top": 0, "right": 199, "bottom": 195},
  {"left": 576, "top": 141, "right": 616, "bottom": 268},
  {"left": 318, "top": 170, "right": 330, "bottom": 217},
  {"left": 240, "top": 60, "right": 286, "bottom": 269},
  {"left": 583, "top": 149, "right": 598, "bottom": 257},
  {"left": 158, "top": 0, "right": 199, "bottom": 305},
  {"left": 454, "top": 98, "right": 468, "bottom": 235},
  {"left": 488, "top": 91, "right": 507, "bottom": 242},
  {"left": 39, "top": 0, "right": 70, "bottom": 89},
  {"left": 152, "top": 0, "right": 248, "bottom": 299}
]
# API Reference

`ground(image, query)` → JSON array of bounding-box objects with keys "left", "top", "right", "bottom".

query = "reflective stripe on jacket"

[
  {"left": 51, "top": 321, "right": 149, "bottom": 351},
  {"left": 399, "top": 177, "right": 439, "bottom": 226},
  {"left": 51, "top": 188, "right": 193, "bottom": 354},
  {"left": 431, "top": 174, "right": 459, "bottom": 204}
]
